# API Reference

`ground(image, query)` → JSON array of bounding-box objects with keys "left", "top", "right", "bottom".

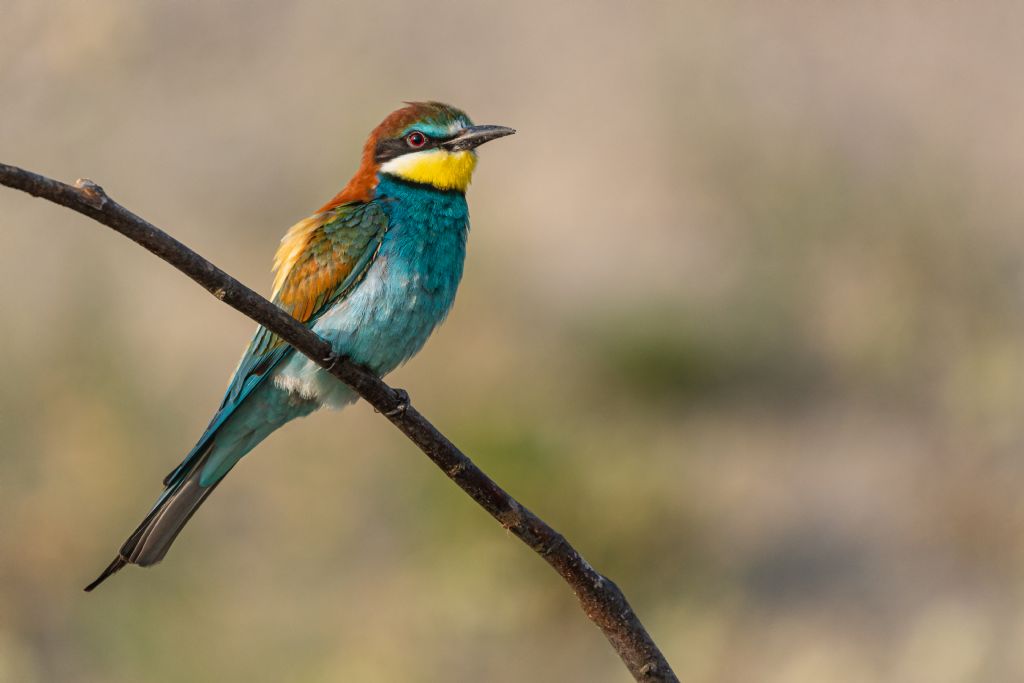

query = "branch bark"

[{"left": 0, "top": 162, "right": 678, "bottom": 683}]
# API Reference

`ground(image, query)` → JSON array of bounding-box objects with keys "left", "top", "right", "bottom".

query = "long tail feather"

[
  {"left": 84, "top": 462, "right": 221, "bottom": 592},
  {"left": 84, "top": 556, "right": 128, "bottom": 592},
  {"left": 85, "top": 379, "right": 319, "bottom": 592}
]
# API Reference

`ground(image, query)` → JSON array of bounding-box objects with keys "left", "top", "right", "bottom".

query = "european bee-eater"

[{"left": 86, "top": 102, "right": 514, "bottom": 590}]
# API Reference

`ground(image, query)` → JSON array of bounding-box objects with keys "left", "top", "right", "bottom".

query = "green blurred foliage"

[{"left": 3, "top": 2, "right": 1024, "bottom": 682}]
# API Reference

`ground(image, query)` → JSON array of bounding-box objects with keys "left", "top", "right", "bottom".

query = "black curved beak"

[{"left": 441, "top": 125, "right": 516, "bottom": 152}]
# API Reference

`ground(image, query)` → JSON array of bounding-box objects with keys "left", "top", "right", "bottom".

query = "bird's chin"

[{"left": 378, "top": 149, "right": 478, "bottom": 192}]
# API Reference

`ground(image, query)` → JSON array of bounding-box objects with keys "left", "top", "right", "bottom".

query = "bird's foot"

[
  {"left": 323, "top": 353, "right": 344, "bottom": 373},
  {"left": 382, "top": 388, "right": 410, "bottom": 419}
]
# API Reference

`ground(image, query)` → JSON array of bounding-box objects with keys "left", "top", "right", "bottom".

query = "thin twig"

[{"left": 0, "top": 162, "right": 679, "bottom": 683}]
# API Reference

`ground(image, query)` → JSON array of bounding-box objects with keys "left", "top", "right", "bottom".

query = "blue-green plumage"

[
  {"left": 85, "top": 102, "right": 512, "bottom": 591},
  {"left": 202, "top": 178, "right": 468, "bottom": 485}
]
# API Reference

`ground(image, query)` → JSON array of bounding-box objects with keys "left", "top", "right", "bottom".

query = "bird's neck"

[
  {"left": 374, "top": 173, "right": 467, "bottom": 203},
  {"left": 318, "top": 147, "right": 476, "bottom": 213},
  {"left": 374, "top": 174, "right": 469, "bottom": 241}
]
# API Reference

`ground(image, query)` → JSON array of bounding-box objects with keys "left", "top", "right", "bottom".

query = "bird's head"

[
  {"left": 323, "top": 102, "right": 514, "bottom": 208},
  {"left": 372, "top": 102, "right": 514, "bottom": 193}
]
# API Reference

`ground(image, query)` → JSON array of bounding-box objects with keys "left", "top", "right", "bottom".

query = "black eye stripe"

[
  {"left": 375, "top": 138, "right": 414, "bottom": 163},
  {"left": 374, "top": 130, "right": 460, "bottom": 163}
]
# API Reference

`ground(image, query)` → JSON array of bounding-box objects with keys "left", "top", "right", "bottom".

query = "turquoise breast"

[{"left": 273, "top": 175, "right": 469, "bottom": 407}]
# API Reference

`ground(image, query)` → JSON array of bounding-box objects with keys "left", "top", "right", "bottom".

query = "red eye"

[{"left": 406, "top": 131, "right": 427, "bottom": 148}]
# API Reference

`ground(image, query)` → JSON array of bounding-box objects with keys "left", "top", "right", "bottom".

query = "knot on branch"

[
  {"left": 498, "top": 499, "right": 525, "bottom": 532},
  {"left": 74, "top": 178, "right": 108, "bottom": 209}
]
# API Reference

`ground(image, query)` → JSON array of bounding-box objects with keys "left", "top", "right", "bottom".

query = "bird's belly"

[{"left": 272, "top": 252, "right": 460, "bottom": 408}]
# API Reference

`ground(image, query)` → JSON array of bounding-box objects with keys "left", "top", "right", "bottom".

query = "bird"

[{"left": 85, "top": 102, "right": 514, "bottom": 591}]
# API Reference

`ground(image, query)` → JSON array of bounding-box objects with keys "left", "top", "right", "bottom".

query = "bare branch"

[{"left": 0, "top": 162, "right": 679, "bottom": 683}]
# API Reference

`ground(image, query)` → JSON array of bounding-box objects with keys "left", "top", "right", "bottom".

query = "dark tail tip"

[{"left": 84, "top": 556, "right": 129, "bottom": 592}]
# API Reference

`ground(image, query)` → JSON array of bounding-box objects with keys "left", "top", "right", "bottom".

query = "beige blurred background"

[{"left": 3, "top": 2, "right": 1024, "bottom": 681}]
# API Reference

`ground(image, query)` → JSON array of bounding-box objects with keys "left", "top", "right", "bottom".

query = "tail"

[
  {"left": 85, "top": 454, "right": 222, "bottom": 591},
  {"left": 85, "top": 377, "right": 321, "bottom": 592}
]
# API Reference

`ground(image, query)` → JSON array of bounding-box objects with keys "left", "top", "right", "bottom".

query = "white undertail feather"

[{"left": 272, "top": 373, "right": 322, "bottom": 401}]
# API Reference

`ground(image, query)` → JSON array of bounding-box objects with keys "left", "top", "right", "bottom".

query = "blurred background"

[{"left": 3, "top": 2, "right": 1024, "bottom": 681}]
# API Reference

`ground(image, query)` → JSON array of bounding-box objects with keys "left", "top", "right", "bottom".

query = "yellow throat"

[{"left": 379, "top": 149, "right": 478, "bottom": 192}]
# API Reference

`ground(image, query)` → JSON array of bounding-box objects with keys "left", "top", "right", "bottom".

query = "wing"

[
  {"left": 221, "top": 200, "right": 388, "bottom": 408},
  {"left": 162, "top": 200, "right": 387, "bottom": 487}
]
